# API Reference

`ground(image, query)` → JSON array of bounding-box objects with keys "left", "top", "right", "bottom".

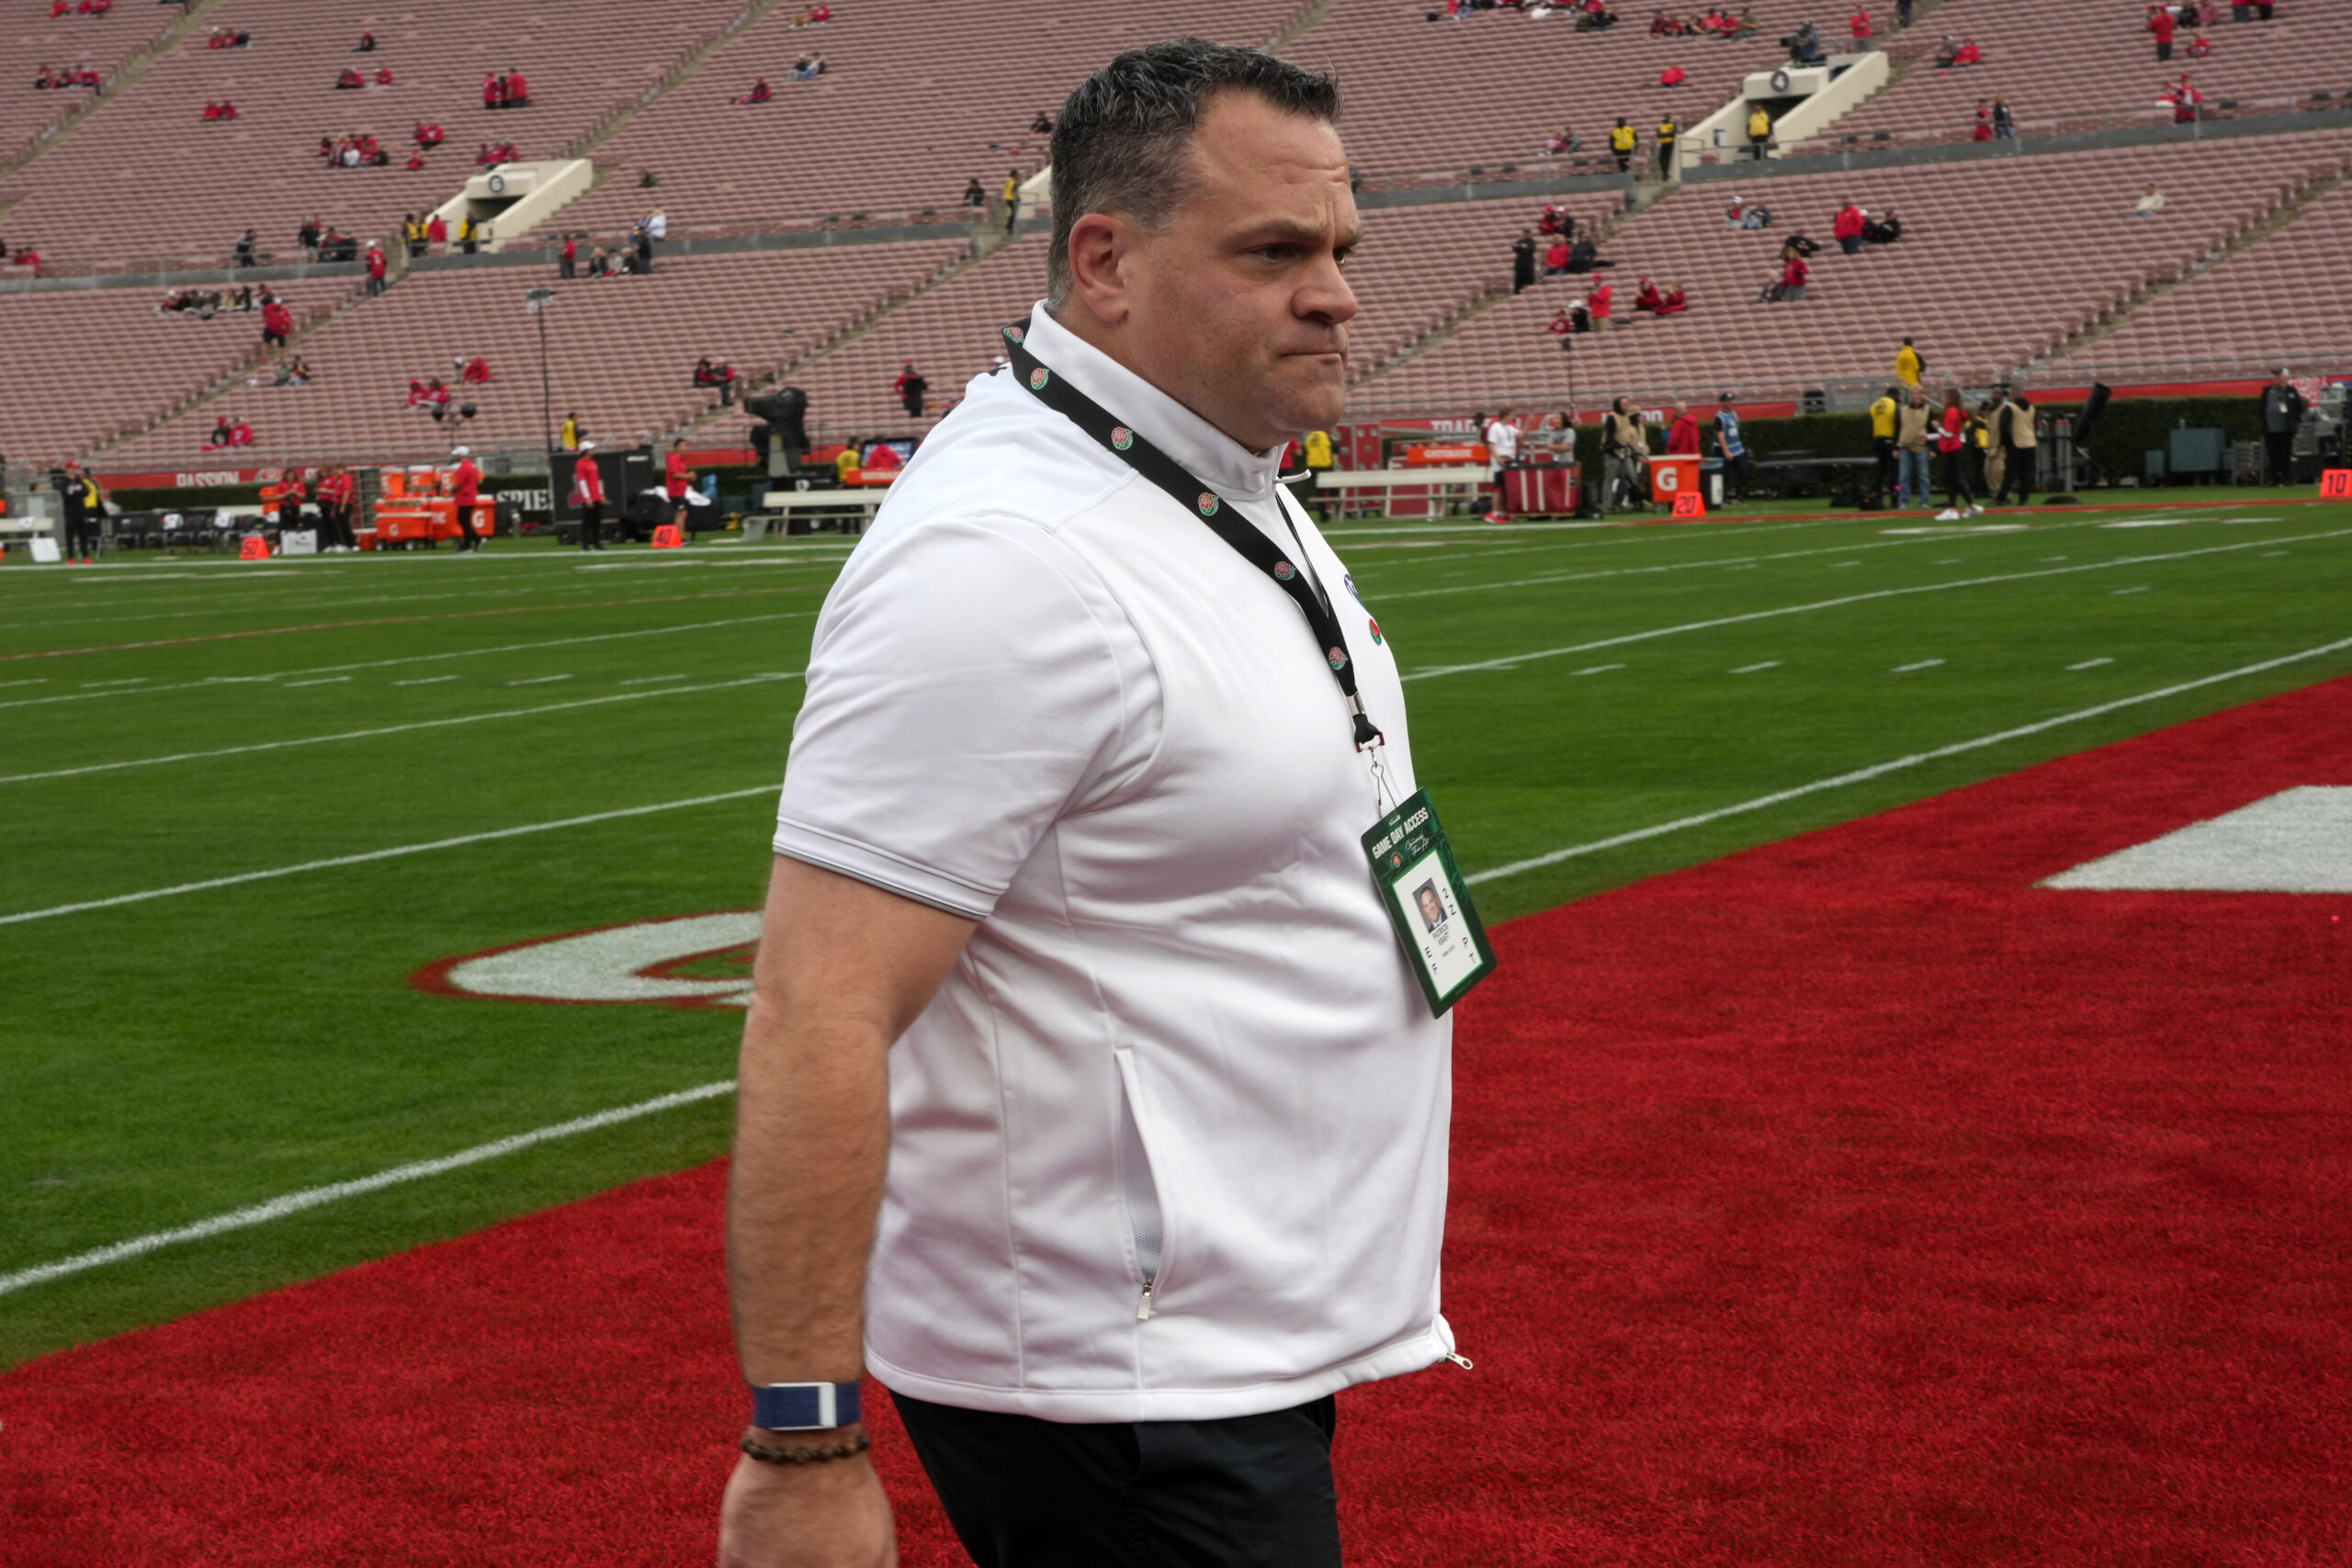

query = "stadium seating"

[
  {"left": 2068, "top": 174, "right": 2352, "bottom": 374},
  {"left": 1356, "top": 130, "right": 2352, "bottom": 413},
  {"left": 102, "top": 242, "right": 965, "bottom": 463},
  {"left": 1826, "top": 0, "right": 2352, "bottom": 145},
  {"left": 553, "top": 0, "right": 1307, "bottom": 242},
  {"left": 1, "top": 2, "right": 182, "bottom": 171},
  {"left": 0, "top": 0, "right": 749, "bottom": 269},
  {"left": 0, "top": 279, "right": 357, "bottom": 466},
  {"left": 1279, "top": 0, "right": 1815, "bottom": 187}
]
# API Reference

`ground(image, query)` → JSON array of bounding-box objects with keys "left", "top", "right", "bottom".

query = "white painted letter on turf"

[
  {"left": 2041, "top": 787, "right": 2352, "bottom": 894},
  {"left": 413, "top": 911, "right": 763, "bottom": 1008}
]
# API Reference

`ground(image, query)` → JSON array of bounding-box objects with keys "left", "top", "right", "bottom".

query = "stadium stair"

[{"left": 2051, "top": 162, "right": 2352, "bottom": 373}]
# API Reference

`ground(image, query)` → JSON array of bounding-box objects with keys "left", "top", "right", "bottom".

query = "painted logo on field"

[{"left": 412, "top": 912, "right": 764, "bottom": 1010}]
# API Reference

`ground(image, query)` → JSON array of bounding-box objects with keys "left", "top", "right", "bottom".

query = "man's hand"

[{"left": 718, "top": 1450, "right": 896, "bottom": 1568}]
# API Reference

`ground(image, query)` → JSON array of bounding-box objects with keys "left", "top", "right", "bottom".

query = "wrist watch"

[{"left": 750, "top": 1381, "right": 863, "bottom": 1431}]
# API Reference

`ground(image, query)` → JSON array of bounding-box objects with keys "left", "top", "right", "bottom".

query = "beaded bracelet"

[{"left": 740, "top": 1427, "right": 872, "bottom": 1466}]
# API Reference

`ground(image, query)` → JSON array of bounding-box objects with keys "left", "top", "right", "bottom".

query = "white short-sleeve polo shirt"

[{"left": 775, "top": 304, "right": 1455, "bottom": 1423}]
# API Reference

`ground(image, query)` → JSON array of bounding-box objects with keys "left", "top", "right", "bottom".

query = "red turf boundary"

[{"left": 6, "top": 680, "right": 2349, "bottom": 1565}]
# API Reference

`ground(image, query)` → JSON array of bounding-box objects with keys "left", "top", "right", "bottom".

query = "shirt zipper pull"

[
  {"left": 1136, "top": 1282, "right": 1156, "bottom": 1321},
  {"left": 1445, "top": 1351, "right": 1475, "bottom": 1371}
]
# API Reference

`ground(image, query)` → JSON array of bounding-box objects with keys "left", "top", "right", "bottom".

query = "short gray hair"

[{"left": 1046, "top": 39, "right": 1340, "bottom": 309}]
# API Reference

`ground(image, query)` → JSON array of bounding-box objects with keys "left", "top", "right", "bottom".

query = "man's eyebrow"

[{"left": 1236, "top": 218, "right": 1360, "bottom": 250}]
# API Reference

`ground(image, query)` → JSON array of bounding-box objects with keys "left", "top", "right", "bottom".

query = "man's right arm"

[{"left": 718, "top": 854, "right": 977, "bottom": 1568}]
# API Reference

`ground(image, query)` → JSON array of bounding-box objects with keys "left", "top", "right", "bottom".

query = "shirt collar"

[{"left": 1019, "top": 302, "right": 1283, "bottom": 502}]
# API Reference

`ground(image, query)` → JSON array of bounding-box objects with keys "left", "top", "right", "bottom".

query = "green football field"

[{"left": 5, "top": 492, "right": 2347, "bottom": 1371}]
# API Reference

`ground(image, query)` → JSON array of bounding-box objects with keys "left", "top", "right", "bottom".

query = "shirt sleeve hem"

[{"left": 772, "top": 818, "right": 1001, "bottom": 919}]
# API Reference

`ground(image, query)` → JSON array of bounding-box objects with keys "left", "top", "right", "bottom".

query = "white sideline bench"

[
  {"left": 742, "top": 487, "right": 888, "bottom": 540},
  {"left": 1308, "top": 466, "right": 1493, "bottom": 516}
]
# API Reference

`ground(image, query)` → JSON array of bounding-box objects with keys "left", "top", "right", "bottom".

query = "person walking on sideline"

[
  {"left": 1714, "top": 393, "right": 1749, "bottom": 499},
  {"left": 1484, "top": 405, "right": 1521, "bottom": 523},
  {"left": 1994, "top": 385, "right": 2031, "bottom": 502},
  {"left": 1870, "top": 383, "right": 1899, "bottom": 500},
  {"left": 720, "top": 41, "right": 1466, "bottom": 1568},
  {"left": 571, "top": 441, "right": 605, "bottom": 549},
  {"left": 663, "top": 438, "right": 692, "bottom": 529},
  {"left": 2261, "top": 368, "right": 2306, "bottom": 484},
  {"left": 57, "top": 460, "right": 100, "bottom": 563},
  {"left": 1934, "top": 387, "right": 1983, "bottom": 519},
  {"left": 1896, "top": 384, "right": 1933, "bottom": 506},
  {"left": 449, "top": 445, "right": 484, "bottom": 550}
]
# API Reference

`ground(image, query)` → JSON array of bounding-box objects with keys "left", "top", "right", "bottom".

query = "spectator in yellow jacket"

[{"left": 1895, "top": 336, "right": 1923, "bottom": 387}]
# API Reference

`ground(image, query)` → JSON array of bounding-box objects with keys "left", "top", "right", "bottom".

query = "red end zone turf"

[{"left": 7, "top": 679, "right": 2349, "bottom": 1566}]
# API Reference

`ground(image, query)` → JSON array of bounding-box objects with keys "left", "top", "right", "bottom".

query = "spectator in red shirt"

[
  {"left": 1780, "top": 252, "right": 1809, "bottom": 301},
  {"left": 407, "top": 378, "right": 430, "bottom": 409},
  {"left": 2169, "top": 73, "right": 2204, "bottom": 122},
  {"left": 1590, "top": 277, "right": 1614, "bottom": 330},
  {"left": 426, "top": 212, "right": 447, "bottom": 248},
  {"left": 1665, "top": 403, "right": 1702, "bottom": 455},
  {"left": 1849, "top": 6, "right": 1872, "bottom": 43},
  {"left": 336, "top": 67, "right": 364, "bottom": 89},
  {"left": 261, "top": 297, "right": 293, "bottom": 347},
  {"left": 483, "top": 73, "right": 503, "bottom": 109},
  {"left": 458, "top": 354, "right": 491, "bottom": 385},
  {"left": 893, "top": 363, "right": 928, "bottom": 418},
  {"left": 559, "top": 231, "right": 577, "bottom": 277},
  {"left": 376, "top": 66, "right": 394, "bottom": 85},
  {"left": 1834, "top": 198, "right": 1866, "bottom": 254},
  {"left": 734, "top": 77, "right": 773, "bottom": 104},
  {"left": 1543, "top": 237, "right": 1570, "bottom": 276},
  {"left": 504, "top": 68, "right": 529, "bottom": 107},
  {"left": 1659, "top": 65, "right": 1687, "bottom": 86},
  {"left": 229, "top": 418, "right": 254, "bottom": 446},
  {"left": 1972, "top": 101, "right": 1993, "bottom": 141},
  {"left": 449, "top": 446, "right": 485, "bottom": 551},
  {"left": 1633, "top": 276, "right": 1666, "bottom": 313},
  {"left": 2148, "top": 5, "right": 2176, "bottom": 62},
  {"left": 365, "top": 241, "right": 387, "bottom": 296},
  {"left": 356, "top": 29, "right": 376, "bottom": 51},
  {"left": 1657, "top": 282, "right": 1689, "bottom": 316}
]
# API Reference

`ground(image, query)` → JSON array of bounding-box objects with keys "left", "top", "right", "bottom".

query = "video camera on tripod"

[{"left": 746, "top": 387, "right": 809, "bottom": 479}]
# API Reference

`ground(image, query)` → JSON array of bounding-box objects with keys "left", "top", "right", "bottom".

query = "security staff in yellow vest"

[
  {"left": 1298, "top": 426, "right": 1335, "bottom": 519},
  {"left": 1655, "top": 115, "right": 1679, "bottom": 179},
  {"left": 1747, "top": 103, "right": 1772, "bottom": 160},
  {"left": 1610, "top": 118, "right": 1636, "bottom": 172},
  {"left": 1870, "top": 385, "right": 1900, "bottom": 501}
]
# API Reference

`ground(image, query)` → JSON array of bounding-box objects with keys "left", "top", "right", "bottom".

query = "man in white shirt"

[
  {"left": 1483, "top": 404, "right": 1520, "bottom": 523},
  {"left": 720, "top": 39, "right": 1460, "bottom": 1568}
]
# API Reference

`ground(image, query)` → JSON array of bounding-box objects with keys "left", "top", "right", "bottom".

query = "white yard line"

[
  {"left": 1732, "top": 661, "right": 1781, "bottom": 674},
  {"left": 1404, "top": 528, "right": 2352, "bottom": 682},
  {"left": 283, "top": 676, "right": 352, "bottom": 688},
  {"left": 2069, "top": 658, "right": 2115, "bottom": 671},
  {"left": 0, "top": 671, "right": 805, "bottom": 786},
  {"left": 0, "top": 610, "right": 815, "bottom": 713},
  {"left": 0, "top": 784, "right": 779, "bottom": 926},
  {"left": 1465, "top": 631, "right": 2352, "bottom": 886},
  {"left": 0, "top": 1081, "right": 739, "bottom": 1298},
  {"left": 1891, "top": 659, "right": 1945, "bottom": 672},
  {"left": 618, "top": 673, "right": 688, "bottom": 685},
  {"left": 506, "top": 673, "right": 574, "bottom": 686},
  {"left": 393, "top": 674, "right": 459, "bottom": 686},
  {"left": 2112, "top": 585, "right": 2150, "bottom": 595},
  {"left": 1573, "top": 663, "right": 1624, "bottom": 676}
]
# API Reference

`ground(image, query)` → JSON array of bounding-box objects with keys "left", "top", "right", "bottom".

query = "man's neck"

[{"left": 1047, "top": 303, "right": 1273, "bottom": 457}]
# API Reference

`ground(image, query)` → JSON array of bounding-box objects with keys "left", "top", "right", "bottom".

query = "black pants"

[
  {"left": 2156, "top": 39, "right": 2172, "bottom": 61},
  {"left": 63, "top": 516, "right": 98, "bottom": 558},
  {"left": 1996, "top": 446, "right": 2033, "bottom": 504},
  {"left": 1874, "top": 435, "right": 1897, "bottom": 497},
  {"left": 2265, "top": 431, "right": 2294, "bottom": 484},
  {"left": 577, "top": 502, "right": 602, "bottom": 549},
  {"left": 456, "top": 510, "right": 482, "bottom": 550},
  {"left": 893, "top": 1390, "right": 1341, "bottom": 1568},
  {"left": 1722, "top": 450, "right": 1749, "bottom": 498},
  {"left": 1940, "top": 448, "right": 1976, "bottom": 508},
  {"left": 324, "top": 502, "right": 356, "bottom": 549},
  {"left": 559, "top": 254, "right": 575, "bottom": 278}
]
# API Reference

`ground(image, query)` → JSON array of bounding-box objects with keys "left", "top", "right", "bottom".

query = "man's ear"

[{"left": 1064, "top": 212, "right": 1137, "bottom": 330}]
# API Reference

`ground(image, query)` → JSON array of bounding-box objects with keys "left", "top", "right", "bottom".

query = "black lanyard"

[{"left": 1001, "top": 322, "right": 1381, "bottom": 750}]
